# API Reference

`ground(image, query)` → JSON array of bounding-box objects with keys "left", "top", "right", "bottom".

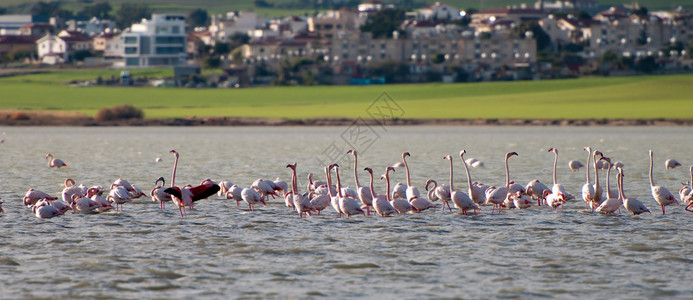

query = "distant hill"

[{"left": 1, "top": 0, "right": 692, "bottom": 17}]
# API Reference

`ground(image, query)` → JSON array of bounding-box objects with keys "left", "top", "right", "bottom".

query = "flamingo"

[
  {"left": 525, "top": 180, "right": 550, "bottom": 206},
  {"left": 45, "top": 153, "right": 68, "bottom": 168},
  {"left": 113, "top": 178, "right": 134, "bottom": 193},
  {"left": 150, "top": 177, "right": 172, "bottom": 210},
  {"left": 649, "top": 150, "right": 679, "bottom": 215},
  {"left": 273, "top": 178, "right": 288, "bottom": 197},
  {"left": 0, "top": 197, "right": 4, "bottom": 213},
  {"left": 510, "top": 191, "right": 534, "bottom": 209},
  {"left": 485, "top": 152, "right": 518, "bottom": 214},
  {"left": 334, "top": 164, "right": 365, "bottom": 217},
  {"left": 465, "top": 157, "right": 484, "bottom": 168},
  {"left": 33, "top": 199, "right": 62, "bottom": 218},
  {"left": 23, "top": 189, "right": 57, "bottom": 207},
  {"left": 62, "top": 178, "right": 85, "bottom": 205},
  {"left": 240, "top": 187, "right": 264, "bottom": 211},
  {"left": 287, "top": 162, "right": 313, "bottom": 218},
  {"left": 108, "top": 184, "right": 132, "bottom": 211},
  {"left": 665, "top": 159, "right": 682, "bottom": 170},
  {"left": 549, "top": 148, "right": 582, "bottom": 200},
  {"left": 542, "top": 190, "right": 565, "bottom": 211},
  {"left": 308, "top": 166, "right": 332, "bottom": 214},
  {"left": 88, "top": 187, "right": 113, "bottom": 212},
  {"left": 382, "top": 166, "right": 412, "bottom": 215},
  {"left": 252, "top": 179, "right": 278, "bottom": 203},
  {"left": 588, "top": 150, "right": 605, "bottom": 211},
  {"left": 619, "top": 167, "right": 651, "bottom": 215},
  {"left": 568, "top": 160, "right": 584, "bottom": 172},
  {"left": 581, "top": 147, "right": 595, "bottom": 210},
  {"left": 163, "top": 150, "right": 220, "bottom": 217},
  {"left": 218, "top": 181, "right": 234, "bottom": 197},
  {"left": 365, "top": 167, "right": 396, "bottom": 216},
  {"left": 401, "top": 152, "right": 421, "bottom": 202},
  {"left": 71, "top": 194, "right": 100, "bottom": 213},
  {"left": 596, "top": 157, "right": 621, "bottom": 214},
  {"left": 225, "top": 184, "right": 243, "bottom": 206},
  {"left": 449, "top": 150, "right": 480, "bottom": 215},
  {"left": 347, "top": 150, "right": 373, "bottom": 215}
]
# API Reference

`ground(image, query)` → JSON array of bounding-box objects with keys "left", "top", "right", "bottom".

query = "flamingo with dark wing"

[{"left": 163, "top": 150, "right": 220, "bottom": 217}]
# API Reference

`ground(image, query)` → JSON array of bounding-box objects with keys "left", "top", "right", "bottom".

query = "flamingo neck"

[
  {"left": 585, "top": 148, "right": 592, "bottom": 184},
  {"left": 605, "top": 164, "right": 612, "bottom": 198},
  {"left": 385, "top": 172, "right": 392, "bottom": 201},
  {"left": 325, "top": 168, "right": 335, "bottom": 198},
  {"left": 291, "top": 168, "right": 299, "bottom": 195},
  {"left": 552, "top": 151, "right": 558, "bottom": 185},
  {"left": 649, "top": 151, "right": 655, "bottom": 187},
  {"left": 171, "top": 154, "right": 178, "bottom": 187},
  {"left": 690, "top": 166, "right": 693, "bottom": 188},
  {"left": 462, "top": 155, "right": 473, "bottom": 193},
  {"left": 335, "top": 167, "right": 343, "bottom": 197},
  {"left": 404, "top": 156, "right": 411, "bottom": 186},
  {"left": 367, "top": 171, "right": 377, "bottom": 199},
  {"left": 353, "top": 154, "right": 361, "bottom": 188},
  {"left": 448, "top": 158, "right": 454, "bottom": 191},
  {"left": 504, "top": 155, "right": 511, "bottom": 188},
  {"left": 593, "top": 152, "right": 600, "bottom": 189}
]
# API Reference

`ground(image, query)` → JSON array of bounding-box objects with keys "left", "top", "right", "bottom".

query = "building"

[
  {"left": 0, "top": 35, "right": 39, "bottom": 59},
  {"left": 0, "top": 15, "right": 33, "bottom": 35},
  {"left": 208, "top": 11, "right": 258, "bottom": 43},
  {"left": 308, "top": 9, "right": 366, "bottom": 40},
  {"left": 36, "top": 31, "right": 92, "bottom": 64},
  {"left": 111, "top": 14, "right": 188, "bottom": 67}
]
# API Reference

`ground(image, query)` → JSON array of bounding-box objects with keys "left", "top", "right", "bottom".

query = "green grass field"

[{"left": 1, "top": 69, "right": 692, "bottom": 120}]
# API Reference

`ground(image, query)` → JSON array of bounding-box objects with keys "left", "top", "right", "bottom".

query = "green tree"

[
  {"left": 116, "top": 3, "right": 152, "bottom": 29},
  {"left": 31, "top": 1, "right": 72, "bottom": 18},
  {"left": 360, "top": 8, "right": 406, "bottom": 38},
  {"left": 213, "top": 42, "right": 231, "bottom": 55},
  {"left": 188, "top": 8, "right": 209, "bottom": 27},
  {"left": 636, "top": 56, "right": 657, "bottom": 73},
  {"left": 512, "top": 21, "right": 551, "bottom": 51},
  {"left": 80, "top": 2, "right": 112, "bottom": 19}
]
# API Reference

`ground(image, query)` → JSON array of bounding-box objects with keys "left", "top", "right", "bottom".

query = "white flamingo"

[
  {"left": 287, "top": 162, "right": 313, "bottom": 218},
  {"left": 649, "top": 150, "right": 679, "bottom": 215},
  {"left": 334, "top": 164, "right": 365, "bottom": 217},
  {"left": 23, "top": 189, "right": 57, "bottom": 207},
  {"left": 71, "top": 194, "right": 100, "bottom": 213},
  {"left": 241, "top": 187, "right": 264, "bottom": 211},
  {"left": 448, "top": 151, "right": 480, "bottom": 215},
  {"left": 680, "top": 165, "right": 693, "bottom": 204},
  {"left": 665, "top": 159, "right": 682, "bottom": 170},
  {"left": 568, "top": 160, "right": 584, "bottom": 172},
  {"left": 588, "top": 150, "right": 605, "bottom": 211},
  {"left": 401, "top": 152, "right": 421, "bottom": 202},
  {"left": 382, "top": 166, "right": 412, "bottom": 215},
  {"left": 525, "top": 179, "right": 550, "bottom": 206},
  {"left": 218, "top": 180, "right": 234, "bottom": 197},
  {"left": 365, "top": 167, "right": 397, "bottom": 216},
  {"left": 542, "top": 190, "right": 566, "bottom": 211},
  {"left": 596, "top": 157, "right": 621, "bottom": 214},
  {"left": 225, "top": 184, "right": 243, "bottom": 206},
  {"left": 581, "top": 147, "right": 595, "bottom": 210},
  {"left": 308, "top": 166, "right": 332, "bottom": 214},
  {"left": 485, "top": 152, "right": 518, "bottom": 214},
  {"left": 619, "top": 167, "right": 651, "bottom": 215},
  {"left": 347, "top": 150, "right": 373, "bottom": 215},
  {"left": 108, "top": 184, "right": 132, "bottom": 211},
  {"left": 88, "top": 187, "right": 113, "bottom": 212},
  {"left": 150, "top": 177, "right": 172, "bottom": 210},
  {"left": 548, "top": 148, "right": 573, "bottom": 201},
  {"left": 326, "top": 164, "right": 343, "bottom": 217},
  {"left": 33, "top": 199, "right": 63, "bottom": 218},
  {"left": 61, "top": 178, "right": 85, "bottom": 205},
  {"left": 45, "top": 153, "right": 68, "bottom": 168}
]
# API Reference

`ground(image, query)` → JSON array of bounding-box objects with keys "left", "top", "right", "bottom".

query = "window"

[
  {"left": 125, "top": 47, "right": 138, "bottom": 54},
  {"left": 172, "top": 26, "right": 180, "bottom": 34},
  {"left": 156, "top": 36, "right": 184, "bottom": 44},
  {"left": 126, "top": 57, "right": 139, "bottom": 66},
  {"left": 124, "top": 36, "right": 137, "bottom": 44},
  {"left": 325, "top": 24, "right": 333, "bottom": 29}
]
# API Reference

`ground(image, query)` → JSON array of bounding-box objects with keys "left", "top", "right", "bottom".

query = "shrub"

[{"left": 95, "top": 104, "right": 144, "bottom": 122}]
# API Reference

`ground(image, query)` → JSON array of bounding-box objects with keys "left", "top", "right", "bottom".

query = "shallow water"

[{"left": 1, "top": 126, "right": 693, "bottom": 299}]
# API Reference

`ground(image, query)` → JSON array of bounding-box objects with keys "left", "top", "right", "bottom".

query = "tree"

[
  {"left": 360, "top": 8, "right": 406, "bottom": 38},
  {"left": 31, "top": 1, "right": 72, "bottom": 19},
  {"left": 636, "top": 56, "right": 657, "bottom": 73},
  {"left": 116, "top": 3, "right": 152, "bottom": 29},
  {"left": 80, "top": 2, "right": 112, "bottom": 19},
  {"left": 512, "top": 21, "right": 551, "bottom": 51},
  {"left": 213, "top": 42, "right": 231, "bottom": 55},
  {"left": 188, "top": 8, "right": 209, "bottom": 27}
]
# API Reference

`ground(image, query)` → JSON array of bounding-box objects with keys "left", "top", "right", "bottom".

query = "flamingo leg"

[{"left": 662, "top": 205, "right": 666, "bottom": 215}]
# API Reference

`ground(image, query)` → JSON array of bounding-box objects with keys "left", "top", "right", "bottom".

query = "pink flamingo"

[
  {"left": 548, "top": 148, "right": 575, "bottom": 201},
  {"left": 23, "top": 189, "right": 57, "bottom": 207},
  {"left": 589, "top": 150, "right": 605, "bottom": 211},
  {"left": 334, "top": 164, "right": 365, "bottom": 217},
  {"left": 649, "top": 150, "right": 679, "bottom": 215},
  {"left": 401, "top": 152, "right": 421, "bottom": 202},
  {"left": 163, "top": 150, "right": 220, "bottom": 217},
  {"left": 365, "top": 167, "right": 397, "bottom": 216},
  {"left": 287, "top": 162, "right": 313, "bottom": 218},
  {"left": 347, "top": 150, "right": 373, "bottom": 215},
  {"left": 619, "top": 167, "right": 651, "bottom": 215},
  {"left": 449, "top": 150, "right": 480, "bottom": 215},
  {"left": 45, "top": 153, "right": 68, "bottom": 168},
  {"left": 150, "top": 177, "right": 172, "bottom": 210},
  {"left": 596, "top": 157, "right": 621, "bottom": 214},
  {"left": 307, "top": 166, "right": 331, "bottom": 214},
  {"left": 485, "top": 152, "right": 518, "bottom": 214},
  {"left": 382, "top": 166, "right": 412, "bottom": 215}
]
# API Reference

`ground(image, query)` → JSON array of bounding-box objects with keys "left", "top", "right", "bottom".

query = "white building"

[
  {"left": 111, "top": 13, "right": 187, "bottom": 67},
  {"left": 0, "top": 15, "right": 32, "bottom": 35},
  {"left": 208, "top": 11, "right": 258, "bottom": 42}
]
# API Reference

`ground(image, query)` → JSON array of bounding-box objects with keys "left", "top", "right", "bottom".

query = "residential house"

[
  {"left": 308, "top": 9, "right": 366, "bottom": 39},
  {"left": 414, "top": 2, "right": 461, "bottom": 21},
  {"left": 0, "top": 35, "right": 40, "bottom": 59},
  {"left": 472, "top": 7, "right": 546, "bottom": 25},
  {"left": 36, "top": 31, "right": 92, "bottom": 64},
  {"left": 0, "top": 15, "right": 33, "bottom": 35},
  {"left": 66, "top": 17, "right": 116, "bottom": 36},
  {"left": 110, "top": 13, "right": 188, "bottom": 67},
  {"left": 18, "top": 23, "right": 54, "bottom": 36},
  {"left": 208, "top": 11, "right": 258, "bottom": 43}
]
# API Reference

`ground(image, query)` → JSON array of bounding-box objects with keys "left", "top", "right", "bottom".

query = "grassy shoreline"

[{"left": 1, "top": 70, "right": 693, "bottom": 123}]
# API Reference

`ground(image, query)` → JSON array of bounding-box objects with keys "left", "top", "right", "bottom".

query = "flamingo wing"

[{"left": 189, "top": 183, "right": 221, "bottom": 202}]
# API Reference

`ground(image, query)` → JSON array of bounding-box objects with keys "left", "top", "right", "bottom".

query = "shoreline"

[{"left": 1, "top": 111, "right": 693, "bottom": 126}]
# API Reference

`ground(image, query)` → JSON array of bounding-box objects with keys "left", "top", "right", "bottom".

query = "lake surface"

[{"left": 1, "top": 126, "right": 693, "bottom": 299}]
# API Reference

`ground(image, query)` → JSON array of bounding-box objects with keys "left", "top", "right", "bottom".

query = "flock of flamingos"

[{"left": 9, "top": 146, "right": 693, "bottom": 219}]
